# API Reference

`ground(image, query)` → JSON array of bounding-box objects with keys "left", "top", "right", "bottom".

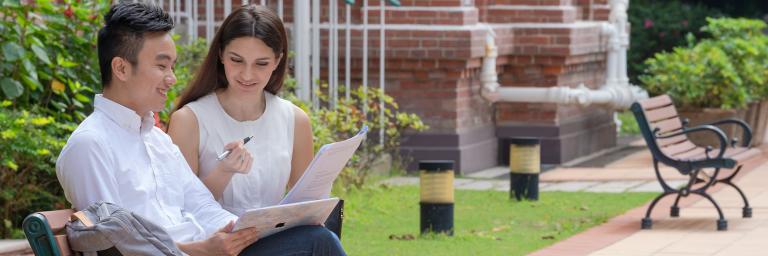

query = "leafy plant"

[
  {"left": 0, "top": 102, "right": 73, "bottom": 238},
  {"left": 282, "top": 80, "right": 428, "bottom": 192},
  {"left": 0, "top": 0, "right": 110, "bottom": 123},
  {"left": 639, "top": 18, "right": 768, "bottom": 109},
  {"left": 628, "top": 0, "right": 721, "bottom": 84}
]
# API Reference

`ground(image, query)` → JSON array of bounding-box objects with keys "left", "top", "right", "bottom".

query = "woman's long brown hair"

[{"left": 173, "top": 5, "right": 288, "bottom": 112}]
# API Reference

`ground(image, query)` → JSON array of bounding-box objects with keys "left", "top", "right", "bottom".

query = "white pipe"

[
  {"left": 294, "top": 0, "right": 311, "bottom": 101},
  {"left": 224, "top": 0, "right": 231, "bottom": 17},
  {"left": 332, "top": 0, "right": 339, "bottom": 109},
  {"left": 191, "top": 0, "right": 198, "bottom": 39},
  {"left": 379, "top": 0, "right": 385, "bottom": 145},
  {"left": 184, "top": 0, "right": 192, "bottom": 42},
  {"left": 205, "top": 0, "right": 213, "bottom": 43},
  {"left": 362, "top": 0, "right": 368, "bottom": 115},
  {"left": 278, "top": 0, "right": 284, "bottom": 19},
  {"left": 311, "top": 0, "right": 320, "bottom": 109},
  {"left": 481, "top": 0, "right": 647, "bottom": 109},
  {"left": 328, "top": 0, "right": 335, "bottom": 109},
  {"left": 345, "top": 3, "right": 351, "bottom": 101}
]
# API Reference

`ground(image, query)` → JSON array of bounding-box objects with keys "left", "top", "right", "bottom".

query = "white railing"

[{"left": 147, "top": 0, "right": 394, "bottom": 144}]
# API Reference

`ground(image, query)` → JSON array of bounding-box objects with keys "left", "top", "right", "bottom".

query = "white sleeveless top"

[{"left": 186, "top": 92, "right": 295, "bottom": 216}]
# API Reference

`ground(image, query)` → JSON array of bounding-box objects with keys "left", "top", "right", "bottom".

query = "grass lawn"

[{"left": 340, "top": 185, "right": 655, "bottom": 255}]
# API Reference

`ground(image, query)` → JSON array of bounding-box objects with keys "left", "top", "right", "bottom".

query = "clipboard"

[{"left": 232, "top": 197, "right": 340, "bottom": 237}]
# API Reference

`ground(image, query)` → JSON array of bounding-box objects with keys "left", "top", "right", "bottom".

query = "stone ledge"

[{"left": 0, "top": 240, "right": 31, "bottom": 256}]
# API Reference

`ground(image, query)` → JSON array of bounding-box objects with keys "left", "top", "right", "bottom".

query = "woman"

[{"left": 168, "top": 5, "right": 314, "bottom": 216}]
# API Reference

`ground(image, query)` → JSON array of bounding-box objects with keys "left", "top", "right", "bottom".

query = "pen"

[{"left": 217, "top": 136, "right": 253, "bottom": 161}]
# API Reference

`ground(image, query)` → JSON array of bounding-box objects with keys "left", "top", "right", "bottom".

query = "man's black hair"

[{"left": 98, "top": 2, "right": 174, "bottom": 87}]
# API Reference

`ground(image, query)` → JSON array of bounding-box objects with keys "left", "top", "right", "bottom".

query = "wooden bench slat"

[
  {"left": 657, "top": 134, "right": 688, "bottom": 147},
  {"left": 652, "top": 118, "right": 684, "bottom": 135},
  {"left": 661, "top": 141, "right": 698, "bottom": 156},
  {"left": 40, "top": 209, "right": 75, "bottom": 234},
  {"left": 639, "top": 95, "right": 674, "bottom": 110},
  {"left": 671, "top": 147, "right": 707, "bottom": 160},
  {"left": 55, "top": 234, "right": 73, "bottom": 256},
  {"left": 644, "top": 105, "right": 679, "bottom": 123}
]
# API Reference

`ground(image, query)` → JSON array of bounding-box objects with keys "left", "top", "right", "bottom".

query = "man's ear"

[{"left": 111, "top": 57, "right": 131, "bottom": 82}]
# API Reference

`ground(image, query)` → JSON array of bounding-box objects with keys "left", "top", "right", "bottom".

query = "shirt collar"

[{"left": 94, "top": 94, "right": 156, "bottom": 134}]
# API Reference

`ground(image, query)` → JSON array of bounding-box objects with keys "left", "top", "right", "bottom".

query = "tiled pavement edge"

[
  {"left": 0, "top": 240, "right": 31, "bottom": 256},
  {"left": 529, "top": 148, "right": 767, "bottom": 256}
]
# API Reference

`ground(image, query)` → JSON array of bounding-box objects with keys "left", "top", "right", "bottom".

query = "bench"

[
  {"left": 630, "top": 95, "right": 759, "bottom": 231},
  {"left": 22, "top": 209, "right": 75, "bottom": 256},
  {"left": 22, "top": 201, "right": 344, "bottom": 256}
]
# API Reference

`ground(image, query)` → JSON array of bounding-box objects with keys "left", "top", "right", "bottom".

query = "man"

[{"left": 56, "top": 3, "right": 344, "bottom": 255}]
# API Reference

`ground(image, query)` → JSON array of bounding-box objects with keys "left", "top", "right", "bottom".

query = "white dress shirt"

[{"left": 56, "top": 94, "right": 237, "bottom": 242}]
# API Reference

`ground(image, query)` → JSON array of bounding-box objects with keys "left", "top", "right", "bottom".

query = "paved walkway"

[
  {"left": 382, "top": 144, "right": 690, "bottom": 194},
  {"left": 381, "top": 140, "right": 768, "bottom": 256}
]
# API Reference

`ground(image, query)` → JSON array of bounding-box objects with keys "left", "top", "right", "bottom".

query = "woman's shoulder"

[
  {"left": 267, "top": 93, "right": 299, "bottom": 115},
  {"left": 183, "top": 93, "right": 219, "bottom": 117},
  {"left": 185, "top": 93, "right": 217, "bottom": 108}
]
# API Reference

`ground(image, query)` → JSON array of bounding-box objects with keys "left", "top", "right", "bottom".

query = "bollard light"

[
  {"left": 509, "top": 138, "right": 541, "bottom": 201},
  {"left": 419, "top": 160, "right": 454, "bottom": 236}
]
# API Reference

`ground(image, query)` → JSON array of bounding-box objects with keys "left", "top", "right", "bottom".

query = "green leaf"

[
  {"left": 74, "top": 93, "right": 90, "bottom": 103},
  {"left": 1, "top": 0, "right": 21, "bottom": 7},
  {"left": 2, "top": 42, "right": 24, "bottom": 62},
  {"left": 0, "top": 78, "right": 23, "bottom": 98},
  {"left": 22, "top": 58, "right": 38, "bottom": 82},
  {"left": 50, "top": 101, "right": 67, "bottom": 111},
  {"left": 30, "top": 44, "right": 51, "bottom": 65},
  {"left": 20, "top": 75, "right": 41, "bottom": 91}
]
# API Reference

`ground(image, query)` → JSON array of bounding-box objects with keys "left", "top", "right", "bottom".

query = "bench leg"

[
  {"left": 670, "top": 193, "right": 682, "bottom": 217},
  {"left": 642, "top": 191, "right": 675, "bottom": 230},
  {"left": 671, "top": 168, "right": 704, "bottom": 218},
  {"left": 691, "top": 191, "right": 728, "bottom": 231},
  {"left": 717, "top": 166, "right": 752, "bottom": 218}
]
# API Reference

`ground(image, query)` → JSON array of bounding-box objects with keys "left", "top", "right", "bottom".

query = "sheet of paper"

[{"left": 279, "top": 126, "right": 368, "bottom": 205}]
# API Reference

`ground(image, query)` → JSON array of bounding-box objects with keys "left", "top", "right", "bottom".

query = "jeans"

[{"left": 239, "top": 226, "right": 346, "bottom": 256}]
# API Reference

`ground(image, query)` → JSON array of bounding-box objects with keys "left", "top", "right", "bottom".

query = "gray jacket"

[{"left": 66, "top": 202, "right": 183, "bottom": 256}]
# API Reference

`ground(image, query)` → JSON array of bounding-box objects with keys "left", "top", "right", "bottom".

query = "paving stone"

[
  {"left": 454, "top": 178, "right": 475, "bottom": 186},
  {"left": 0, "top": 240, "right": 30, "bottom": 254},
  {"left": 464, "top": 166, "right": 509, "bottom": 179},
  {"left": 540, "top": 181, "right": 601, "bottom": 192},
  {"left": 455, "top": 180, "right": 496, "bottom": 190},
  {"left": 629, "top": 180, "right": 688, "bottom": 192},
  {"left": 585, "top": 181, "right": 646, "bottom": 193}
]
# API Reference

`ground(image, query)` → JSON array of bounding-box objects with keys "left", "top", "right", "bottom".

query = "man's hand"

[{"left": 178, "top": 221, "right": 260, "bottom": 256}]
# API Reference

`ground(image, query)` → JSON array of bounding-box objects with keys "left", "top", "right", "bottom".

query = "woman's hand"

[{"left": 218, "top": 140, "right": 253, "bottom": 174}]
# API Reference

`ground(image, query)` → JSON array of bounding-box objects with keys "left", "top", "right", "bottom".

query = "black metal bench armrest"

[
  {"left": 654, "top": 124, "right": 728, "bottom": 159},
  {"left": 704, "top": 119, "right": 752, "bottom": 147}
]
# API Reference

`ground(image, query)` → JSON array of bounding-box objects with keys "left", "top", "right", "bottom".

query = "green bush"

[
  {"left": 0, "top": 0, "right": 110, "bottom": 123},
  {"left": 0, "top": 103, "right": 74, "bottom": 238},
  {"left": 639, "top": 18, "right": 768, "bottom": 109},
  {"left": 628, "top": 0, "right": 721, "bottom": 84}
]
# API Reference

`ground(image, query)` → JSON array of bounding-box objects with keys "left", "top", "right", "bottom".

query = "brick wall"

[{"left": 186, "top": 0, "right": 618, "bottom": 173}]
